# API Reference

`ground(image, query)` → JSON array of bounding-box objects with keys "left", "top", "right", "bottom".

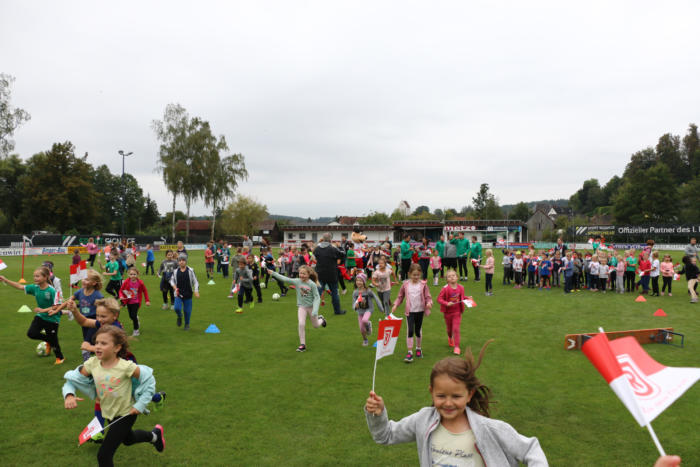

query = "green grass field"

[{"left": 0, "top": 250, "right": 698, "bottom": 466}]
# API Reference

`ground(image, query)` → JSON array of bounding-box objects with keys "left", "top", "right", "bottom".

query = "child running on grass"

[
  {"left": 157, "top": 250, "right": 177, "bottom": 310},
  {"left": 1, "top": 267, "right": 65, "bottom": 364},
  {"left": 170, "top": 254, "right": 200, "bottom": 330},
  {"left": 63, "top": 297, "right": 166, "bottom": 439},
  {"left": 430, "top": 249, "right": 442, "bottom": 286},
  {"left": 371, "top": 256, "right": 393, "bottom": 316},
  {"left": 62, "top": 325, "right": 165, "bottom": 465},
  {"left": 118, "top": 268, "right": 150, "bottom": 337},
  {"left": 265, "top": 264, "right": 326, "bottom": 352},
  {"left": 392, "top": 263, "right": 433, "bottom": 363},
  {"left": 364, "top": 340, "right": 547, "bottom": 466},
  {"left": 247, "top": 254, "right": 263, "bottom": 304},
  {"left": 437, "top": 269, "right": 466, "bottom": 355},
  {"left": 232, "top": 258, "right": 254, "bottom": 313},
  {"left": 101, "top": 254, "right": 123, "bottom": 298},
  {"left": 352, "top": 273, "right": 384, "bottom": 346},
  {"left": 660, "top": 254, "right": 674, "bottom": 296}
]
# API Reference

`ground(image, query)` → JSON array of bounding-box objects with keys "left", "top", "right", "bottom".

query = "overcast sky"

[{"left": 3, "top": 1, "right": 699, "bottom": 218}]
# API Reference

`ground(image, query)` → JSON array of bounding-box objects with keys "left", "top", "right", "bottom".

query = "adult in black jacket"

[{"left": 313, "top": 233, "right": 347, "bottom": 315}]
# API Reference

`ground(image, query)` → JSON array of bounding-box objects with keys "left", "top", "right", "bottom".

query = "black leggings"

[
  {"left": 457, "top": 257, "right": 468, "bottom": 278},
  {"left": 400, "top": 259, "right": 411, "bottom": 280},
  {"left": 407, "top": 312, "right": 425, "bottom": 338},
  {"left": 27, "top": 316, "right": 64, "bottom": 359},
  {"left": 89, "top": 254, "right": 97, "bottom": 267},
  {"left": 161, "top": 287, "right": 174, "bottom": 305},
  {"left": 237, "top": 287, "right": 253, "bottom": 306},
  {"left": 126, "top": 303, "right": 140, "bottom": 330},
  {"left": 419, "top": 259, "right": 430, "bottom": 280},
  {"left": 105, "top": 280, "right": 121, "bottom": 298},
  {"left": 662, "top": 276, "right": 672, "bottom": 293},
  {"left": 252, "top": 280, "right": 262, "bottom": 301},
  {"left": 652, "top": 276, "right": 660, "bottom": 295},
  {"left": 98, "top": 414, "right": 152, "bottom": 467},
  {"left": 625, "top": 271, "right": 635, "bottom": 292}
]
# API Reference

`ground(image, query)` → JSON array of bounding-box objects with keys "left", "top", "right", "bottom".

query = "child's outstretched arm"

[
  {"left": 64, "top": 299, "right": 97, "bottom": 328},
  {"left": 0, "top": 276, "right": 26, "bottom": 291}
]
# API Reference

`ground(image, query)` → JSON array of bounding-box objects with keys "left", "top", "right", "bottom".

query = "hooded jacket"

[
  {"left": 365, "top": 406, "right": 547, "bottom": 467},
  {"left": 313, "top": 242, "right": 343, "bottom": 284}
]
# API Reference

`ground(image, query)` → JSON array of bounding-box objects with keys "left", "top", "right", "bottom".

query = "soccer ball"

[
  {"left": 36, "top": 341, "right": 49, "bottom": 357},
  {"left": 272, "top": 293, "right": 280, "bottom": 301},
  {"left": 260, "top": 282, "right": 266, "bottom": 289}
]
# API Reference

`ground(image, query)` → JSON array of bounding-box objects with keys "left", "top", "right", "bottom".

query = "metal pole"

[{"left": 118, "top": 151, "right": 133, "bottom": 240}]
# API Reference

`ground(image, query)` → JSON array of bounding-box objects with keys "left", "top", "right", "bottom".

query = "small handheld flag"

[
  {"left": 582, "top": 330, "right": 700, "bottom": 456},
  {"left": 69, "top": 260, "right": 88, "bottom": 285},
  {"left": 463, "top": 297, "right": 477, "bottom": 308},
  {"left": 371, "top": 318, "right": 403, "bottom": 392},
  {"left": 79, "top": 417, "right": 103, "bottom": 445},
  {"left": 0, "top": 258, "right": 7, "bottom": 271}
]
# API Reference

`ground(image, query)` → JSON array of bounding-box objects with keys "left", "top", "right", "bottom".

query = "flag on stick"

[
  {"left": 371, "top": 318, "right": 403, "bottom": 392},
  {"left": 463, "top": 297, "right": 477, "bottom": 308},
  {"left": 69, "top": 260, "right": 88, "bottom": 284},
  {"left": 582, "top": 332, "right": 700, "bottom": 455},
  {"left": 0, "top": 258, "right": 7, "bottom": 270},
  {"left": 78, "top": 417, "right": 103, "bottom": 445}
]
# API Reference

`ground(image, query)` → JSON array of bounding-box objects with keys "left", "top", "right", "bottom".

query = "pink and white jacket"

[{"left": 393, "top": 280, "right": 433, "bottom": 316}]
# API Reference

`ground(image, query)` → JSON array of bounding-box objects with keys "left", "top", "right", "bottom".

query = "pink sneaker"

[{"left": 453, "top": 347, "right": 461, "bottom": 355}]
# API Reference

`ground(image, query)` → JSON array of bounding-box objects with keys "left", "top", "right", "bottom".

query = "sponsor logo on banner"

[
  {"left": 383, "top": 329, "right": 392, "bottom": 346},
  {"left": 41, "top": 247, "right": 68, "bottom": 255}
]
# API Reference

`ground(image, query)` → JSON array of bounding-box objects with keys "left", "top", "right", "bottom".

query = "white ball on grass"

[
  {"left": 272, "top": 293, "right": 280, "bottom": 301},
  {"left": 36, "top": 341, "right": 49, "bottom": 357}
]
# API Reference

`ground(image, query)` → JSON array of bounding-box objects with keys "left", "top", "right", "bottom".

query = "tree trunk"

[
  {"left": 171, "top": 194, "right": 176, "bottom": 243},
  {"left": 185, "top": 197, "right": 191, "bottom": 243},
  {"left": 210, "top": 201, "right": 217, "bottom": 242}
]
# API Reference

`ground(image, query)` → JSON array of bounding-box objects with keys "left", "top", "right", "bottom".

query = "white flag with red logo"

[
  {"left": 463, "top": 297, "right": 477, "bottom": 308},
  {"left": 582, "top": 333, "right": 700, "bottom": 426},
  {"left": 375, "top": 318, "right": 402, "bottom": 361},
  {"left": 78, "top": 416, "right": 103, "bottom": 445},
  {"left": 0, "top": 258, "right": 7, "bottom": 270},
  {"left": 69, "top": 260, "right": 88, "bottom": 284}
]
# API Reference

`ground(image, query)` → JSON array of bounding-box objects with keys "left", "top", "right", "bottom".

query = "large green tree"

[
  {"left": 613, "top": 162, "right": 678, "bottom": 224},
  {"left": 203, "top": 149, "right": 247, "bottom": 241},
  {"left": 219, "top": 195, "right": 268, "bottom": 236},
  {"left": 17, "top": 142, "right": 97, "bottom": 231},
  {"left": 0, "top": 154, "right": 27, "bottom": 231},
  {"left": 569, "top": 179, "right": 603, "bottom": 215},
  {"left": 472, "top": 184, "right": 501, "bottom": 219},
  {"left": 0, "top": 74, "right": 31, "bottom": 158},
  {"left": 509, "top": 202, "right": 531, "bottom": 222},
  {"left": 656, "top": 133, "right": 687, "bottom": 184},
  {"left": 682, "top": 124, "right": 700, "bottom": 178}
]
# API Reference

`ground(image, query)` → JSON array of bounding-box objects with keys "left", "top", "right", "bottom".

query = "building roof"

[
  {"left": 337, "top": 216, "right": 360, "bottom": 225},
  {"left": 256, "top": 219, "right": 278, "bottom": 231},
  {"left": 281, "top": 224, "right": 392, "bottom": 231},
  {"left": 175, "top": 220, "right": 211, "bottom": 231}
]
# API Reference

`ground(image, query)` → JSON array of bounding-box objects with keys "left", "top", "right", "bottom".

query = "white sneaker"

[
  {"left": 161, "top": 303, "right": 168, "bottom": 310},
  {"left": 341, "top": 288, "right": 347, "bottom": 295},
  {"left": 132, "top": 330, "right": 140, "bottom": 337}
]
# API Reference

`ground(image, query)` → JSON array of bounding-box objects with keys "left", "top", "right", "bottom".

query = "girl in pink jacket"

[
  {"left": 119, "top": 268, "right": 151, "bottom": 337},
  {"left": 437, "top": 269, "right": 465, "bottom": 355},
  {"left": 392, "top": 263, "right": 432, "bottom": 363}
]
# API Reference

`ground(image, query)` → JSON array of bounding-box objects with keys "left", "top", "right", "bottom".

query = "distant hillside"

[
  {"left": 268, "top": 215, "right": 335, "bottom": 224},
  {"left": 501, "top": 199, "right": 568, "bottom": 212}
]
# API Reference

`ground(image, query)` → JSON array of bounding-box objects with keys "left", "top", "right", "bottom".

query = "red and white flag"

[
  {"left": 0, "top": 258, "right": 7, "bottom": 270},
  {"left": 463, "top": 297, "right": 477, "bottom": 308},
  {"left": 375, "top": 318, "right": 402, "bottom": 361},
  {"left": 582, "top": 333, "right": 700, "bottom": 426},
  {"left": 69, "top": 260, "right": 88, "bottom": 284},
  {"left": 78, "top": 416, "right": 103, "bottom": 445}
]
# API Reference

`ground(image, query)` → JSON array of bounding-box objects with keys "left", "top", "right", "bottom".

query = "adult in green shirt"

[
  {"left": 400, "top": 235, "right": 413, "bottom": 280},
  {"left": 451, "top": 232, "right": 470, "bottom": 281},
  {"left": 435, "top": 234, "right": 446, "bottom": 278},
  {"left": 470, "top": 236, "right": 482, "bottom": 282}
]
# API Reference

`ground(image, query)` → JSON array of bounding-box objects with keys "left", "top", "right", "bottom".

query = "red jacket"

[
  {"left": 119, "top": 278, "right": 150, "bottom": 305},
  {"left": 437, "top": 284, "right": 465, "bottom": 314}
]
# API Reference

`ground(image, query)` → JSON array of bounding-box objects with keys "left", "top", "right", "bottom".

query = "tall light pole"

[{"left": 118, "top": 150, "right": 133, "bottom": 239}]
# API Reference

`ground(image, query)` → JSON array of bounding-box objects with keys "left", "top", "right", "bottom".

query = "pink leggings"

[
  {"left": 444, "top": 311, "right": 463, "bottom": 347},
  {"left": 357, "top": 311, "right": 371, "bottom": 337},
  {"left": 298, "top": 306, "right": 322, "bottom": 345}
]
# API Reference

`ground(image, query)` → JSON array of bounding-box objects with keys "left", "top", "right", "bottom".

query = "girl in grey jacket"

[{"left": 365, "top": 341, "right": 547, "bottom": 466}]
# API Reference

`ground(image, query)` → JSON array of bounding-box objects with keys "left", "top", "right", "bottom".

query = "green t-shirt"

[
  {"left": 25, "top": 284, "right": 59, "bottom": 323},
  {"left": 106, "top": 260, "right": 122, "bottom": 281},
  {"left": 626, "top": 257, "right": 638, "bottom": 272},
  {"left": 346, "top": 249, "right": 356, "bottom": 268},
  {"left": 470, "top": 242, "right": 482, "bottom": 259},
  {"left": 454, "top": 238, "right": 470, "bottom": 257},
  {"left": 435, "top": 241, "right": 445, "bottom": 258}
]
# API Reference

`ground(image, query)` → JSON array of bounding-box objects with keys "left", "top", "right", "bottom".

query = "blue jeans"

[
  {"left": 174, "top": 297, "right": 193, "bottom": 325},
  {"left": 317, "top": 281, "right": 342, "bottom": 314}
]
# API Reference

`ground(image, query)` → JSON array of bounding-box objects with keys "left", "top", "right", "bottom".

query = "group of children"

[{"left": 500, "top": 245, "right": 698, "bottom": 300}]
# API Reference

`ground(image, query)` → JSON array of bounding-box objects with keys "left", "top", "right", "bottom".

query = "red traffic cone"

[
  {"left": 635, "top": 295, "right": 647, "bottom": 302},
  {"left": 653, "top": 309, "right": 667, "bottom": 317}
]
